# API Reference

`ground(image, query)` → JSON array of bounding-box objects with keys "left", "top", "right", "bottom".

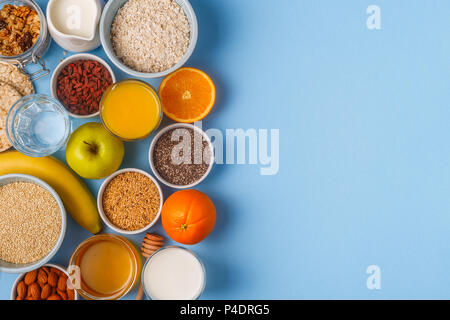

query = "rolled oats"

[{"left": 111, "top": 0, "right": 190, "bottom": 73}]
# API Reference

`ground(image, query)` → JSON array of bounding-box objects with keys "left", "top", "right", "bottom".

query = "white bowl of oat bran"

[
  {"left": 0, "top": 174, "right": 66, "bottom": 274},
  {"left": 97, "top": 168, "right": 164, "bottom": 235},
  {"left": 100, "top": 0, "right": 198, "bottom": 78}
]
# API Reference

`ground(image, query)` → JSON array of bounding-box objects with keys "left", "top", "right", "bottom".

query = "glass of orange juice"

[{"left": 100, "top": 79, "right": 163, "bottom": 141}]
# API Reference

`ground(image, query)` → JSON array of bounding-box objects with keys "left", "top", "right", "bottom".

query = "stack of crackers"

[{"left": 0, "top": 61, "right": 34, "bottom": 152}]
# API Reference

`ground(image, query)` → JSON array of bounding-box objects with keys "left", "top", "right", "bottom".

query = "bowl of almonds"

[{"left": 10, "top": 264, "right": 78, "bottom": 300}]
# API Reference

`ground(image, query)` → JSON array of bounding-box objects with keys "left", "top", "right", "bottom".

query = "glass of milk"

[{"left": 142, "top": 246, "right": 206, "bottom": 300}]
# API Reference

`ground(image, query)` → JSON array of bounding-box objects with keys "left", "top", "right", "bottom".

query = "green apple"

[{"left": 66, "top": 122, "right": 124, "bottom": 179}]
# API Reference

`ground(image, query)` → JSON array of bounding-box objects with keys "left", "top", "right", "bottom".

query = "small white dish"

[
  {"left": 149, "top": 123, "right": 214, "bottom": 189},
  {"left": 47, "top": 0, "right": 104, "bottom": 52},
  {"left": 50, "top": 53, "right": 116, "bottom": 119},
  {"left": 10, "top": 263, "right": 79, "bottom": 300},
  {"left": 97, "top": 168, "right": 164, "bottom": 235}
]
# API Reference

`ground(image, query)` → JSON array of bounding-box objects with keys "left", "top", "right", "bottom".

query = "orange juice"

[{"left": 100, "top": 80, "right": 162, "bottom": 140}]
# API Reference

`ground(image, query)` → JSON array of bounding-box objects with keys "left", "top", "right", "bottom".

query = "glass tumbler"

[{"left": 6, "top": 94, "right": 71, "bottom": 157}]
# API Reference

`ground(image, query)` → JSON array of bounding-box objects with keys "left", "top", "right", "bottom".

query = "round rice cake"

[
  {"left": 0, "top": 61, "right": 34, "bottom": 96},
  {"left": 0, "top": 82, "right": 22, "bottom": 152}
]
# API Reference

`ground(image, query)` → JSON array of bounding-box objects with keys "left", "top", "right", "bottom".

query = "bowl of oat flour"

[{"left": 100, "top": 0, "right": 198, "bottom": 78}]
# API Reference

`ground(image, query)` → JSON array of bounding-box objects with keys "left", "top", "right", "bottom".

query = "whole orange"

[{"left": 161, "top": 190, "right": 216, "bottom": 245}]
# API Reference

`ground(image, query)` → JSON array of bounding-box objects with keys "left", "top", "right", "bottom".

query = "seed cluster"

[
  {"left": 0, "top": 182, "right": 61, "bottom": 264},
  {"left": 153, "top": 128, "right": 212, "bottom": 186},
  {"left": 102, "top": 172, "right": 161, "bottom": 231}
]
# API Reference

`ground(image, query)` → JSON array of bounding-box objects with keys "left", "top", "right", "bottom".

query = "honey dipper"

[{"left": 136, "top": 233, "right": 164, "bottom": 300}]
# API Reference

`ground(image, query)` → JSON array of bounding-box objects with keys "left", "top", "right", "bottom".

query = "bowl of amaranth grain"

[{"left": 0, "top": 174, "right": 66, "bottom": 274}]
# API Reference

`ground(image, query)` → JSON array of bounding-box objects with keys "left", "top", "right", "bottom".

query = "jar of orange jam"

[
  {"left": 69, "top": 234, "right": 142, "bottom": 300},
  {"left": 100, "top": 79, "right": 162, "bottom": 141}
]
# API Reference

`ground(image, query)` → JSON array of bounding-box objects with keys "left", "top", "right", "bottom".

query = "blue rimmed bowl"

[
  {"left": 0, "top": 174, "right": 67, "bottom": 273},
  {"left": 99, "top": 0, "right": 198, "bottom": 78}
]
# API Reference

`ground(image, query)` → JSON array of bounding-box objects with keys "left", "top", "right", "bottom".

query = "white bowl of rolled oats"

[
  {"left": 99, "top": 0, "right": 198, "bottom": 78},
  {"left": 0, "top": 174, "right": 66, "bottom": 274}
]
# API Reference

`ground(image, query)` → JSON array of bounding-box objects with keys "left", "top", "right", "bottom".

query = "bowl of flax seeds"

[
  {"left": 97, "top": 168, "right": 164, "bottom": 235},
  {"left": 149, "top": 123, "right": 214, "bottom": 189}
]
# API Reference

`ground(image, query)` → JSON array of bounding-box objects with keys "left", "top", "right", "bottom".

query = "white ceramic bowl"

[
  {"left": 97, "top": 168, "right": 164, "bottom": 235},
  {"left": 50, "top": 53, "right": 116, "bottom": 119},
  {"left": 149, "top": 123, "right": 214, "bottom": 189},
  {"left": 99, "top": 0, "right": 198, "bottom": 78},
  {"left": 0, "top": 174, "right": 66, "bottom": 274},
  {"left": 10, "top": 263, "right": 79, "bottom": 300}
]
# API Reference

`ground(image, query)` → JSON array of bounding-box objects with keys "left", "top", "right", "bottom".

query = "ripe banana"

[{"left": 0, "top": 151, "right": 102, "bottom": 234}]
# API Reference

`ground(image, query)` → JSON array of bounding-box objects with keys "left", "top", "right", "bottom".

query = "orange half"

[{"left": 159, "top": 67, "right": 216, "bottom": 123}]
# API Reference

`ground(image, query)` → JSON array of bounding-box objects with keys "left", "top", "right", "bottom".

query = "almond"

[
  {"left": 28, "top": 282, "right": 40, "bottom": 300},
  {"left": 37, "top": 269, "right": 47, "bottom": 286},
  {"left": 50, "top": 267, "right": 62, "bottom": 276},
  {"left": 42, "top": 266, "right": 50, "bottom": 275},
  {"left": 16, "top": 280, "right": 27, "bottom": 300},
  {"left": 24, "top": 269, "right": 37, "bottom": 285},
  {"left": 67, "top": 288, "right": 75, "bottom": 300},
  {"left": 48, "top": 271, "right": 58, "bottom": 287},
  {"left": 57, "top": 289, "right": 68, "bottom": 300},
  {"left": 57, "top": 275, "right": 67, "bottom": 291},
  {"left": 47, "top": 294, "right": 61, "bottom": 300},
  {"left": 41, "top": 284, "right": 52, "bottom": 300}
]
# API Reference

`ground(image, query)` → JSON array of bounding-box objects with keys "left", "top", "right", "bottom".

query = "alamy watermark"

[
  {"left": 366, "top": 5, "right": 381, "bottom": 30},
  {"left": 168, "top": 121, "right": 279, "bottom": 176},
  {"left": 366, "top": 265, "right": 381, "bottom": 290}
]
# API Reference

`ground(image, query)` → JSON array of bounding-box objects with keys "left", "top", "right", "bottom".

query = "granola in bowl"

[{"left": 0, "top": 4, "right": 40, "bottom": 56}]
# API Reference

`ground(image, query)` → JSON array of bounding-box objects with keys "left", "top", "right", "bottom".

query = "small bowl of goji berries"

[{"left": 51, "top": 53, "right": 116, "bottom": 119}]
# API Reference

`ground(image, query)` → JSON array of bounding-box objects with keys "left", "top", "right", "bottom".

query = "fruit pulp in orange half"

[{"left": 159, "top": 67, "right": 216, "bottom": 123}]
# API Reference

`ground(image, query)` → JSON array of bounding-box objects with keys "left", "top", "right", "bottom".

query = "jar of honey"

[{"left": 69, "top": 234, "right": 142, "bottom": 300}]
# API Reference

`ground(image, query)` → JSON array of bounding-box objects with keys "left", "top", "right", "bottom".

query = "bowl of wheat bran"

[
  {"left": 100, "top": 0, "right": 198, "bottom": 78},
  {"left": 97, "top": 168, "right": 164, "bottom": 235},
  {"left": 0, "top": 174, "right": 66, "bottom": 274}
]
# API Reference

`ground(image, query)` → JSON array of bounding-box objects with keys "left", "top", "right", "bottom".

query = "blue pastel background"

[{"left": 1, "top": 0, "right": 450, "bottom": 299}]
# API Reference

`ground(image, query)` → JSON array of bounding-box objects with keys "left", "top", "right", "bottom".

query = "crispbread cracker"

[
  {"left": 0, "top": 83, "right": 22, "bottom": 152},
  {"left": 0, "top": 61, "right": 34, "bottom": 96}
]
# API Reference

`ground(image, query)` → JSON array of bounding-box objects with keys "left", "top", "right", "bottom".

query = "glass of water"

[{"left": 6, "top": 94, "right": 71, "bottom": 157}]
